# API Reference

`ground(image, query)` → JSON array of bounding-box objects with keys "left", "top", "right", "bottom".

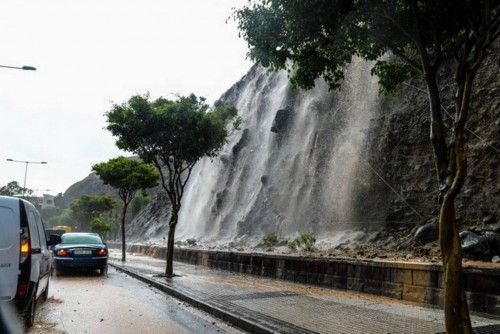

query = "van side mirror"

[{"left": 47, "top": 234, "right": 62, "bottom": 246}]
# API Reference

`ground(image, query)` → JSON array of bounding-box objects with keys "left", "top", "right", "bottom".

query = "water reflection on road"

[{"left": 29, "top": 267, "right": 243, "bottom": 334}]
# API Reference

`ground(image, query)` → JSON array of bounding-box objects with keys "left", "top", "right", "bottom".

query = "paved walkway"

[{"left": 109, "top": 250, "right": 500, "bottom": 334}]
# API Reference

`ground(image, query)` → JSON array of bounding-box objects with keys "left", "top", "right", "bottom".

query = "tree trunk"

[
  {"left": 425, "top": 66, "right": 474, "bottom": 333},
  {"left": 165, "top": 210, "right": 178, "bottom": 278},
  {"left": 439, "top": 69, "right": 476, "bottom": 333},
  {"left": 121, "top": 202, "right": 128, "bottom": 262},
  {"left": 439, "top": 196, "right": 472, "bottom": 334},
  {"left": 425, "top": 71, "right": 448, "bottom": 189}
]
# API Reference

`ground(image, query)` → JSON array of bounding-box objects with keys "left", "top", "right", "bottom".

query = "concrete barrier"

[{"left": 107, "top": 242, "right": 500, "bottom": 316}]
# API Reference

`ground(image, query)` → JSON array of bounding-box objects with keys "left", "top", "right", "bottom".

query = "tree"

[
  {"left": 92, "top": 157, "right": 159, "bottom": 261},
  {"left": 47, "top": 209, "right": 73, "bottom": 228},
  {"left": 106, "top": 94, "right": 238, "bottom": 277},
  {"left": 70, "top": 195, "right": 116, "bottom": 231},
  {"left": 234, "top": 1, "right": 499, "bottom": 333},
  {"left": 90, "top": 217, "right": 115, "bottom": 241},
  {"left": 0, "top": 181, "right": 33, "bottom": 197},
  {"left": 41, "top": 207, "right": 60, "bottom": 222}
]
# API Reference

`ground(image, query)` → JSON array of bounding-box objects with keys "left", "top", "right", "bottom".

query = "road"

[{"left": 28, "top": 267, "right": 243, "bottom": 334}]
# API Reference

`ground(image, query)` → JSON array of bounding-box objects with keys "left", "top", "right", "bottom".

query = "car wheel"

[
  {"left": 23, "top": 292, "right": 37, "bottom": 328},
  {"left": 99, "top": 266, "right": 107, "bottom": 276}
]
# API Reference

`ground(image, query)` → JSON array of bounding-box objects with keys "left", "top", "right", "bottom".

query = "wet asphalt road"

[{"left": 28, "top": 267, "right": 243, "bottom": 334}]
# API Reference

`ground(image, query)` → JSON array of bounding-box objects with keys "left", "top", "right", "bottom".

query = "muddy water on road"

[{"left": 29, "top": 268, "right": 242, "bottom": 334}]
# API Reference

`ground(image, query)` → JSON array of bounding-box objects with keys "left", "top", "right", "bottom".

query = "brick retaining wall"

[{"left": 108, "top": 243, "right": 500, "bottom": 316}]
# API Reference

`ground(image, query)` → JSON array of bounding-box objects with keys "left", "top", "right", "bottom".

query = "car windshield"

[{"left": 61, "top": 234, "right": 102, "bottom": 245}]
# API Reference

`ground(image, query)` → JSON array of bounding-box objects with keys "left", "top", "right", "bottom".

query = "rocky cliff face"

[
  {"left": 126, "top": 49, "right": 498, "bottom": 248},
  {"left": 61, "top": 173, "right": 117, "bottom": 208}
]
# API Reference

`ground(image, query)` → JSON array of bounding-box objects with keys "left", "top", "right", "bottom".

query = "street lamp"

[
  {"left": 6, "top": 159, "right": 48, "bottom": 197},
  {"left": 0, "top": 64, "right": 36, "bottom": 71}
]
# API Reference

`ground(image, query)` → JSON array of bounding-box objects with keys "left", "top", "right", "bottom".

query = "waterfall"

[{"left": 177, "top": 59, "right": 381, "bottom": 246}]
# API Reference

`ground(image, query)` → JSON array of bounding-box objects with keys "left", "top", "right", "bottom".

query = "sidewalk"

[{"left": 109, "top": 250, "right": 500, "bottom": 334}]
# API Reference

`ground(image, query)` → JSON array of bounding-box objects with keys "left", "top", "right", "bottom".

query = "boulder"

[
  {"left": 414, "top": 223, "right": 438, "bottom": 244},
  {"left": 460, "top": 231, "right": 493, "bottom": 260},
  {"left": 484, "top": 231, "right": 500, "bottom": 255}
]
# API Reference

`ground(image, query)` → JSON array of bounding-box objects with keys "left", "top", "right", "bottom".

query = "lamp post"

[
  {"left": 0, "top": 64, "right": 36, "bottom": 71},
  {"left": 6, "top": 159, "right": 47, "bottom": 197}
]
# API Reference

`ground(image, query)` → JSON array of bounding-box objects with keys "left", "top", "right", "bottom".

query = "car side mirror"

[{"left": 47, "top": 234, "right": 62, "bottom": 246}]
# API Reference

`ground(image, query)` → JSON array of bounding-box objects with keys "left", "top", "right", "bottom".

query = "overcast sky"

[{"left": 0, "top": 0, "right": 252, "bottom": 195}]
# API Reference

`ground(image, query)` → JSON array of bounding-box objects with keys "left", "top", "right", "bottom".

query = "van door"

[
  {"left": 33, "top": 212, "right": 50, "bottom": 297},
  {"left": 26, "top": 208, "right": 41, "bottom": 292},
  {"left": 0, "top": 202, "right": 20, "bottom": 301}
]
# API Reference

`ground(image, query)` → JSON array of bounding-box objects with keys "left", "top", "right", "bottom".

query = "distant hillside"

[{"left": 61, "top": 173, "right": 117, "bottom": 208}]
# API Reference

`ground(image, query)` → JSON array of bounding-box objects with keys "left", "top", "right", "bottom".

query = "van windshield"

[{"left": 61, "top": 234, "right": 102, "bottom": 245}]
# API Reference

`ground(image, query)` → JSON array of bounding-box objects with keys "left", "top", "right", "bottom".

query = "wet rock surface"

[
  {"left": 414, "top": 223, "right": 438, "bottom": 245},
  {"left": 460, "top": 230, "right": 500, "bottom": 261}
]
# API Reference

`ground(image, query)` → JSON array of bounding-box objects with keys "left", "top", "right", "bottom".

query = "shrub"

[
  {"left": 287, "top": 233, "right": 316, "bottom": 252},
  {"left": 260, "top": 233, "right": 278, "bottom": 247},
  {"left": 90, "top": 217, "right": 114, "bottom": 240},
  {"left": 185, "top": 238, "right": 197, "bottom": 246}
]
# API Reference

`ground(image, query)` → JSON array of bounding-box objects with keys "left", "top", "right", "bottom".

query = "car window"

[
  {"left": 34, "top": 213, "right": 47, "bottom": 251},
  {"left": 27, "top": 210, "right": 41, "bottom": 249},
  {"left": 61, "top": 234, "right": 102, "bottom": 244}
]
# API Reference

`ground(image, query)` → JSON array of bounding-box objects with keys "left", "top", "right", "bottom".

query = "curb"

[{"left": 109, "top": 262, "right": 274, "bottom": 334}]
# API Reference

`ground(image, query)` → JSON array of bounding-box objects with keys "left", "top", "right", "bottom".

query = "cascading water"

[{"left": 176, "top": 58, "right": 384, "bottom": 246}]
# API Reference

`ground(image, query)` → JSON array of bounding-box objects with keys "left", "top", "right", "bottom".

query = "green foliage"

[
  {"left": 185, "top": 238, "right": 197, "bottom": 246},
  {"left": 0, "top": 181, "right": 33, "bottom": 197},
  {"left": 90, "top": 217, "right": 114, "bottom": 239},
  {"left": 234, "top": 0, "right": 492, "bottom": 92},
  {"left": 41, "top": 207, "right": 60, "bottom": 222},
  {"left": 371, "top": 60, "right": 413, "bottom": 96},
  {"left": 106, "top": 94, "right": 239, "bottom": 165},
  {"left": 92, "top": 157, "right": 159, "bottom": 205},
  {"left": 130, "top": 193, "right": 152, "bottom": 219},
  {"left": 70, "top": 195, "right": 116, "bottom": 230},
  {"left": 46, "top": 209, "right": 73, "bottom": 228},
  {"left": 287, "top": 233, "right": 316, "bottom": 252},
  {"left": 260, "top": 233, "right": 278, "bottom": 247}
]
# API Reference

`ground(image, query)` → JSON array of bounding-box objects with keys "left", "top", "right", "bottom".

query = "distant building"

[{"left": 37, "top": 194, "right": 56, "bottom": 209}]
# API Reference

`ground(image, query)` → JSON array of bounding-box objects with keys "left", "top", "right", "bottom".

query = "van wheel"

[
  {"left": 41, "top": 281, "right": 49, "bottom": 301},
  {"left": 24, "top": 293, "right": 37, "bottom": 328}
]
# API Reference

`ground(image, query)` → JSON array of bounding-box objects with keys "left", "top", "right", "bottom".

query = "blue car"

[{"left": 53, "top": 233, "right": 108, "bottom": 276}]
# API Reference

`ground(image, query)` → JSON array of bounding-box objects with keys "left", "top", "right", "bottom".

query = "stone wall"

[{"left": 109, "top": 243, "right": 499, "bottom": 316}]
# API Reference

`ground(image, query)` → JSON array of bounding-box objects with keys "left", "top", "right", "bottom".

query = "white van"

[{"left": 0, "top": 196, "right": 60, "bottom": 327}]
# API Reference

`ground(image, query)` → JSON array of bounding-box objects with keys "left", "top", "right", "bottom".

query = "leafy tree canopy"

[
  {"left": 106, "top": 94, "right": 239, "bottom": 165},
  {"left": 92, "top": 157, "right": 159, "bottom": 204},
  {"left": 70, "top": 194, "right": 116, "bottom": 229},
  {"left": 90, "top": 217, "right": 114, "bottom": 235},
  {"left": 0, "top": 181, "right": 33, "bottom": 197},
  {"left": 234, "top": 0, "right": 498, "bottom": 94}
]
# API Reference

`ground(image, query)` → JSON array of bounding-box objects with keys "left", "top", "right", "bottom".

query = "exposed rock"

[
  {"left": 232, "top": 128, "right": 250, "bottom": 156},
  {"left": 484, "top": 231, "right": 500, "bottom": 254},
  {"left": 460, "top": 231, "right": 492, "bottom": 260},
  {"left": 414, "top": 223, "right": 438, "bottom": 245},
  {"left": 270, "top": 107, "right": 292, "bottom": 133},
  {"left": 486, "top": 222, "right": 500, "bottom": 233}
]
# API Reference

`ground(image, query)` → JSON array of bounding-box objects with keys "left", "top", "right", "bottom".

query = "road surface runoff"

[{"left": 29, "top": 267, "right": 243, "bottom": 334}]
